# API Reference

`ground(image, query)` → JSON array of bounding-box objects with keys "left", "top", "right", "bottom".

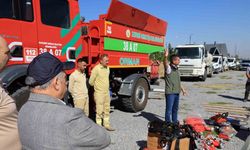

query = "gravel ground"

[{"left": 104, "top": 70, "right": 250, "bottom": 150}]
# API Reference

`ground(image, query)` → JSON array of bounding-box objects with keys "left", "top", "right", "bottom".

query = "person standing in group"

[
  {"left": 89, "top": 54, "right": 115, "bottom": 131},
  {"left": 69, "top": 58, "right": 89, "bottom": 116},
  {"left": 0, "top": 36, "right": 21, "bottom": 150},
  {"left": 244, "top": 64, "right": 250, "bottom": 102},
  {"left": 164, "top": 49, "right": 187, "bottom": 124}
]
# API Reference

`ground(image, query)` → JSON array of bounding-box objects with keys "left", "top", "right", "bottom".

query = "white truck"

[
  {"left": 212, "top": 55, "right": 223, "bottom": 73},
  {"left": 175, "top": 44, "right": 213, "bottom": 81},
  {"left": 228, "top": 57, "right": 237, "bottom": 70}
]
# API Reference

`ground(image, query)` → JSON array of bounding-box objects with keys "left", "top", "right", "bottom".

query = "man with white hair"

[{"left": 18, "top": 52, "right": 110, "bottom": 150}]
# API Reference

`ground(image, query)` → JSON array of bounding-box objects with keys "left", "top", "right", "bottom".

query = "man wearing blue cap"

[{"left": 18, "top": 52, "right": 110, "bottom": 150}]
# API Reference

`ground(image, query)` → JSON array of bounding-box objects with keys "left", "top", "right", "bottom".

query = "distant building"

[{"left": 205, "top": 42, "right": 229, "bottom": 57}]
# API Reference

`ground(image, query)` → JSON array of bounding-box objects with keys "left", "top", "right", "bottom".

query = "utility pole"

[
  {"left": 189, "top": 34, "right": 193, "bottom": 44},
  {"left": 234, "top": 44, "right": 237, "bottom": 57}
]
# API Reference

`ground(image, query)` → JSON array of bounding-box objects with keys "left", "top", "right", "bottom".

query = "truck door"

[
  {"left": 20, "top": 0, "right": 38, "bottom": 63},
  {"left": 0, "top": 0, "right": 38, "bottom": 64},
  {"left": 36, "top": 0, "right": 81, "bottom": 62}
]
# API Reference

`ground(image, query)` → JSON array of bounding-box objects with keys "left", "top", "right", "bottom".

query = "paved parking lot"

[{"left": 104, "top": 70, "right": 250, "bottom": 150}]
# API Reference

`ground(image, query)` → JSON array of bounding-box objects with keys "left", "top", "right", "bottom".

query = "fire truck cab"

[{"left": 0, "top": 0, "right": 81, "bottom": 92}]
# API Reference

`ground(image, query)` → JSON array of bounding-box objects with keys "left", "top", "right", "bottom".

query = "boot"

[{"left": 104, "top": 125, "right": 115, "bottom": 131}]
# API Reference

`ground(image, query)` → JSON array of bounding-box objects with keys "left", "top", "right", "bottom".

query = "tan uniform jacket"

[
  {"left": 68, "top": 70, "right": 88, "bottom": 100},
  {"left": 89, "top": 64, "right": 110, "bottom": 94},
  {"left": 0, "top": 86, "right": 21, "bottom": 150}
]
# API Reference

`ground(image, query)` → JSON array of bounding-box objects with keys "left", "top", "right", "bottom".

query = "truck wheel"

[
  {"left": 201, "top": 69, "right": 207, "bottom": 81},
  {"left": 11, "top": 86, "right": 30, "bottom": 111},
  {"left": 122, "top": 78, "right": 149, "bottom": 112}
]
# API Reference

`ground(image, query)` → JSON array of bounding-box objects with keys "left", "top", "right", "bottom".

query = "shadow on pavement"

[
  {"left": 133, "top": 111, "right": 164, "bottom": 122},
  {"left": 235, "top": 129, "right": 250, "bottom": 141},
  {"left": 110, "top": 98, "right": 125, "bottom": 111},
  {"left": 218, "top": 94, "right": 243, "bottom": 101},
  {"left": 180, "top": 77, "right": 201, "bottom": 82}
]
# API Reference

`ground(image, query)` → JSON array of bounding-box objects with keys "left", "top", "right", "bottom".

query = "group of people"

[
  {"left": 0, "top": 36, "right": 111, "bottom": 149},
  {"left": 68, "top": 54, "right": 115, "bottom": 131},
  {"left": 0, "top": 34, "right": 183, "bottom": 149},
  {"left": 1, "top": 33, "right": 250, "bottom": 149}
]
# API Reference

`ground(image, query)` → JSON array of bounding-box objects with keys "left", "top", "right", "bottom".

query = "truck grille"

[
  {"left": 179, "top": 69, "right": 193, "bottom": 74},
  {"left": 179, "top": 65, "right": 194, "bottom": 67}
]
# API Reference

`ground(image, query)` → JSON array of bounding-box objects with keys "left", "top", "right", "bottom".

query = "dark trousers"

[
  {"left": 165, "top": 94, "right": 180, "bottom": 123},
  {"left": 245, "top": 82, "right": 250, "bottom": 100}
]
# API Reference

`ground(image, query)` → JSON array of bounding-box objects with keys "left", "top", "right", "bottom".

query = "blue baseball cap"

[{"left": 26, "top": 52, "right": 75, "bottom": 86}]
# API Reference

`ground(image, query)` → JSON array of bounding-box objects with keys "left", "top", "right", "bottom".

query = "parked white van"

[{"left": 212, "top": 56, "right": 223, "bottom": 73}]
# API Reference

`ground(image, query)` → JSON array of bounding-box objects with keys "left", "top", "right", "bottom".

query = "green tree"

[
  {"left": 149, "top": 43, "right": 178, "bottom": 62},
  {"left": 149, "top": 51, "right": 164, "bottom": 62}
]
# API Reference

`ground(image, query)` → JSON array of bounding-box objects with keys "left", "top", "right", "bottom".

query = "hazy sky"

[{"left": 79, "top": 0, "right": 250, "bottom": 58}]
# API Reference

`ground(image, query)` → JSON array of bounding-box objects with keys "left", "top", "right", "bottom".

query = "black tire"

[
  {"left": 122, "top": 78, "right": 149, "bottom": 112},
  {"left": 201, "top": 69, "right": 207, "bottom": 81},
  {"left": 11, "top": 86, "right": 30, "bottom": 111}
]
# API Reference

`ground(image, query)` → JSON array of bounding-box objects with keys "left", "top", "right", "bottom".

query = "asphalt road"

[{"left": 104, "top": 70, "right": 250, "bottom": 150}]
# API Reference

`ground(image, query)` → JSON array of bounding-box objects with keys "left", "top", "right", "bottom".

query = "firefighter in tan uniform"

[
  {"left": 69, "top": 58, "right": 89, "bottom": 116},
  {"left": 89, "top": 54, "right": 115, "bottom": 131}
]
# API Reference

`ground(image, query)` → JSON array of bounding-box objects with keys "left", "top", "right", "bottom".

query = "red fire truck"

[{"left": 0, "top": 0, "right": 167, "bottom": 112}]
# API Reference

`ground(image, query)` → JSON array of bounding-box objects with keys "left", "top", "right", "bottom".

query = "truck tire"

[
  {"left": 11, "top": 86, "right": 30, "bottom": 111},
  {"left": 201, "top": 69, "right": 207, "bottom": 81},
  {"left": 122, "top": 78, "right": 149, "bottom": 112}
]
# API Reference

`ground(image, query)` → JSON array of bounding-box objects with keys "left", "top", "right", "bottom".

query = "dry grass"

[
  {"left": 219, "top": 75, "right": 232, "bottom": 79},
  {"left": 205, "top": 91, "right": 217, "bottom": 94},
  {"left": 194, "top": 83, "right": 235, "bottom": 90},
  {"left": 180, "top": 103, "right": 192, "bottom": 111},
  {"left": 237, "top": 74, "right": 245, "bottom": 78},
  {"left": 207, "top": 102, "right": 233, "bottom": 105}
]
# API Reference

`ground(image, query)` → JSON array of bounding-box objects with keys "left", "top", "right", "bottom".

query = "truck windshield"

[
  {"left": 228, "top": 59, "right": 234, "bottom": 62},
  {"left": 213, "top": 58, "right": 219, "bottom": 63},
  {"left": 0, "top": 0, "right": 34, "bottom": 21},
  {"left": 176, "top": 47, "right": 200, "bottom": 59}
]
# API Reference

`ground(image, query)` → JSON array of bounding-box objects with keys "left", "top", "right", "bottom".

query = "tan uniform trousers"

[
  {"left": 74, "top": 97, "right": 89, "bottom": 117},
  {"left": 94, "top": 92, "right": 110, "bottom": 127}
]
